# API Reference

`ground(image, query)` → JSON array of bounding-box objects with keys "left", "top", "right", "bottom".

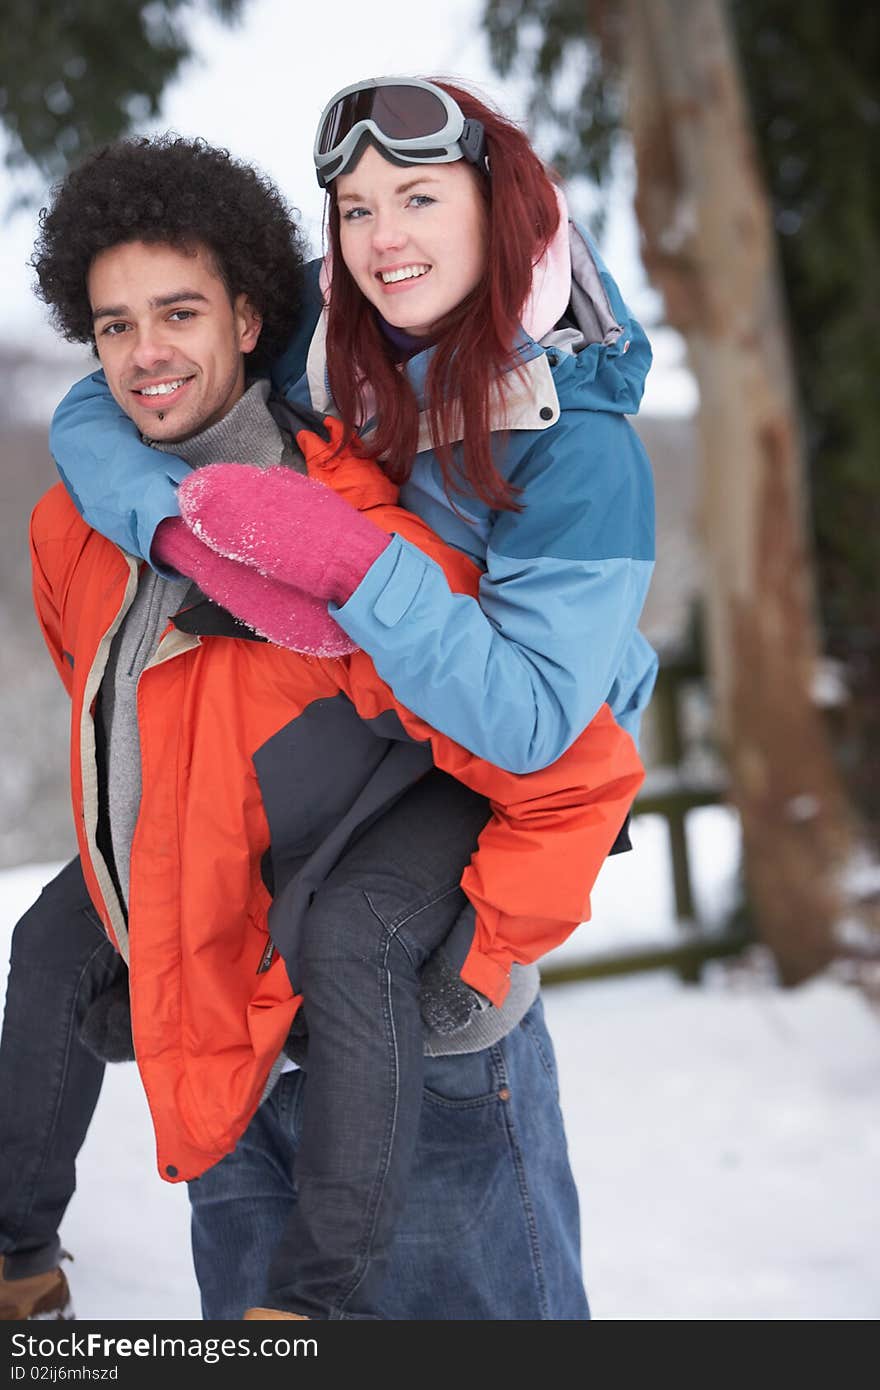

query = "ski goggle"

[{"left": 313, "top": 77, "right": 487, "bottom": 188}]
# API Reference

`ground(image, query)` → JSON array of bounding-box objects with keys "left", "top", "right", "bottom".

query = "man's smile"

[{"left": 129, "top": 375, "right": 196, "bottom": 409}]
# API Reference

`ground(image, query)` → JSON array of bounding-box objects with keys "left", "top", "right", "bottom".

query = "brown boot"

[
  {"left": 0, "top": 1254, "right": 73, "bottom": 1321},
  {"left": 243, "top": 1308, "right": 309, "bottom": 1319}
]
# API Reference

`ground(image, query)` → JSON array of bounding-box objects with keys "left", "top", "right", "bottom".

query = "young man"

[{"left": 1, "top": 137, "right": 639, "bottom": 1321}]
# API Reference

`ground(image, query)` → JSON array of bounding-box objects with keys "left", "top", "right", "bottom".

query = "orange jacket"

[{"left": 30, "top": 409, "right": 643, "bottom": 1182}]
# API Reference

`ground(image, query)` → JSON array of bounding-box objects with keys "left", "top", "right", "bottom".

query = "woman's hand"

[
  {"left": 152, "top": 518, "right": 357, "bottom": 658},
  {"left": 176, "top": 463, "right": 391, "bottom": 605}
]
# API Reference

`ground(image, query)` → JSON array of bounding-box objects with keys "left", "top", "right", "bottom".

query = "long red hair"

[{"left": 324, "top": 80, "right": 560, "bottom": 510}]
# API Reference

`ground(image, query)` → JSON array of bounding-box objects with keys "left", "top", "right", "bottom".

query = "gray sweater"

[{"left": 100, "top": 381, "right": 290, "bottom": 908}]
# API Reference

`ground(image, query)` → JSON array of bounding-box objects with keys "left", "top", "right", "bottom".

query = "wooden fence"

[{"left": 541, "top": 652, "right": 752, "bottom": 988}]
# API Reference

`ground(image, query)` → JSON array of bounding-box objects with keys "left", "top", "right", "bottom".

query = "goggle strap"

[{"left": 460, "top": 119, "right": 487, "bottom": 173}]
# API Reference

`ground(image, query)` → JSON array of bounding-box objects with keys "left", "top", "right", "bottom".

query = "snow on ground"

[{"left": 2, "top": 809, "right": 878, "bottom": 1320}]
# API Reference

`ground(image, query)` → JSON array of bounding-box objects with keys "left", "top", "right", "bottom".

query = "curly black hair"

[{"left": 31, "top": 134, "right": 308, "bottom": 370}]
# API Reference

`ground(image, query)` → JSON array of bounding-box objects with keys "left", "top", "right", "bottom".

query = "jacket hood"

[
  {"left": 518, "top": 187, "right": 651, "bottom": 416},
  {"left": 562, "top": 222, "right": 652, "bottom": 415},
  {"left": 520, "top": 185, "right": 572, "bottom": 341}
]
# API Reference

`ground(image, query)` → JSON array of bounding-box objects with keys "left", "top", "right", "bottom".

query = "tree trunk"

[{"left": 623, "top": 0, "right": 861, "bottom": 982}]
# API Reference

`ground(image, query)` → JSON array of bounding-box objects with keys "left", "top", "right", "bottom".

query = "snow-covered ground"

[{"left": 2, "top": 810, "right": 878, "bottom": 1320}]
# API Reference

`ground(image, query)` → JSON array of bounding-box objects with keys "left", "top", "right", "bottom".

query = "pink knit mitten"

[
  {"left": 151, "top": 518, "right": 357, "bottom": 658},
  {"left": 177, "top": 464, "right": 391, "bottom": 605}
]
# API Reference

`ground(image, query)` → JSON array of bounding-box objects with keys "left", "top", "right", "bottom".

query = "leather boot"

[
  {"left": 244, "top": 1308, "right": 309, "bottom": 1320},
  {"left": 0, "top": 1254, "right": 73, "bottom": 1321}
]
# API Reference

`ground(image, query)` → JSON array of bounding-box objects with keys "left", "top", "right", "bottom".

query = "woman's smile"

[{"left": 375, "top": 263, "right": 432, "bottom": 289}]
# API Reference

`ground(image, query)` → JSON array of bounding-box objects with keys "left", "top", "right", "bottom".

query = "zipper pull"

[{"left": 257, "top": 940, "right": 276, "bottom": 974}]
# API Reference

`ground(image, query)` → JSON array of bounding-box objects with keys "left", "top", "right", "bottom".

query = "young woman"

[{"left": 44, "top": 81, "right": 657, "bottom": 1320}]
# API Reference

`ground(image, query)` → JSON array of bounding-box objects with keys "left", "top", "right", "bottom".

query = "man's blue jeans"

[
  {"left": 188, "top": 996, "right": 589, "bottom": 1320},
  {"left": 0, "top": 858, "right": 116, "bottom": 1277}
]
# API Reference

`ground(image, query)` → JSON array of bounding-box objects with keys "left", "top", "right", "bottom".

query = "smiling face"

[
  {"left": 334, "top": 144, "right": 488, "bottom": 337},
  {"left": 87, "top": 239, "right": 261, "bottom": 442}
]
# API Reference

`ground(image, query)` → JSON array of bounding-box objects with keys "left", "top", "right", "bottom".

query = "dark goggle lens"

[{"left": 318, "top": 85, "right": 451, "bottom": 154}]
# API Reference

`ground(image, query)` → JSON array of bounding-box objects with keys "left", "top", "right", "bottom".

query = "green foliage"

[
  {"left": 483, "top": 1, "right": 623, "bottom": 186},
  {"left": 483, "top": 0, "right": 880, "bottom": 833},
  {"left": 0, "top": 0, "right": 244, "bottom": 185}
]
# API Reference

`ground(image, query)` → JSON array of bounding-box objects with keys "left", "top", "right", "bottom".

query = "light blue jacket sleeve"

[
  {"left": 50, "top": 369, "right": 187, "bottom": 563},
  {"left": 332, "top": 411, "right": 657, "bottom": 774}
]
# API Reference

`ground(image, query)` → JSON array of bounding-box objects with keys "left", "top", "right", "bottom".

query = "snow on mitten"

[
  {"left": 152, "top": 518, "right": 357, "bottom": 658},
  {"left": 177, "top": 464, "right": 391, "bottom": 604},
  {"left": 419, "top": 949, "right": 490, "bottom": 1036}
]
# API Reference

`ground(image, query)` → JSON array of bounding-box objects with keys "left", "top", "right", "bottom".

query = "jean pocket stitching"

[
  {"left": 422, "top": 1041, "right": 506, "bottom": 1110},
  {"left": 421, "top": 1087, "right": 503, "bottom": 1112},
  {"left": 363, "top": 882, "right": 463, "bottom": 937}
]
